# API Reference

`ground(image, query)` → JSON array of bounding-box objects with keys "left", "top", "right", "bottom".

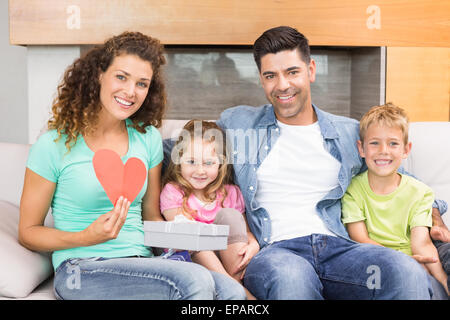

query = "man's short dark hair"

[{"left": 253, "top": 26, "right": 311, "bottom": 71}]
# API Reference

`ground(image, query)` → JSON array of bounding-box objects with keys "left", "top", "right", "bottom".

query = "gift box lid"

[{"left": 144, "top": 221, "right": 229, "bottom": 236}]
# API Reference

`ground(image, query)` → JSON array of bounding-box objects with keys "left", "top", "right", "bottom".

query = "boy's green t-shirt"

[
  {"left": 341, "top": 171, "right": 433, "bottom": 256},
  {"left": 26, "top": 119, "right": 163, "bottom": 270}
]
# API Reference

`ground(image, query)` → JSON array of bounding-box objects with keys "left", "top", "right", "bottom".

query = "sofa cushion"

[
  {"left": 0, "top": 200, "right": 53, "bottom": 298},
  {"left": 404, "top": 122, "right": 450, "bottom": 227},
  {"left": 160, "top": 119, "right": 190, "bottom": 140}
]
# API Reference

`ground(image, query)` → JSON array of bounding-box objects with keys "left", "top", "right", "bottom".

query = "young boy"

[{"left": 341, "top": 103, "right": 449, "bottom": 298}]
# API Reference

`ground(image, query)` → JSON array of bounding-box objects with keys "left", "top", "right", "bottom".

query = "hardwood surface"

[
  {"left": 9, "top": 0, "right": 450, "bottom": 46},
  {"left": 386, "top": 47, "right": 450, "bottom": 122}
]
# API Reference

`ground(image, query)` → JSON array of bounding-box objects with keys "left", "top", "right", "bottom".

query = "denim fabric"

[
  {"left": 54, "top": 257, "right": 246, "bottom": 300},
  {"left": 243, "top": 234, "right": 434, "bottom": 300},
  {"left": 165, "top": 250, "right": 192, "bottom": 262},
  {"left": 428, "top": 274, "right": 448, "bottom": 300},
  {"left": 216, "top": 104, "right": 448, "bottom": 248},
  {"left": 434, "top": 240, "right": 450, "bottom": 296},
  {"left": 216, "top": 104, "right": 362, "bottom": 246}
]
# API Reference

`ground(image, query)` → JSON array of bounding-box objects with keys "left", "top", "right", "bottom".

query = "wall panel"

[
  {"left": 386, "top": 47, "right": 450, "bottom": 122},
  {"left": 9, "top": 0, "right": 450, "bottom": 46}
]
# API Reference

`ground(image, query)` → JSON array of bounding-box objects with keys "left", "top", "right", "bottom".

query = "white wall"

[
  {"left": 0, "top": 1, "right": 80, "bottom": 144},
  {"left": 0, "top": 0, "right": 28, "bottom": 144},
  {"left": 27, "top": 46, "right": 80, "bottom": 144}
]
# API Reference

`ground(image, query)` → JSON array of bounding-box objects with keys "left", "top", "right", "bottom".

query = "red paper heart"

[{"left": 93, "top": 149, "right": 147, "bottom": 205}]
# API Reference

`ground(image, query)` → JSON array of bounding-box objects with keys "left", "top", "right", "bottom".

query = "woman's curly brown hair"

[{"left": 48, "top": 31, "right": 167, "bottom": 151}]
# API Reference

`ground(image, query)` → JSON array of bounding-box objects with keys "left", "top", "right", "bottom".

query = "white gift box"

[{"left": 143, "top": 221, "right": 230, "bottom": 251}]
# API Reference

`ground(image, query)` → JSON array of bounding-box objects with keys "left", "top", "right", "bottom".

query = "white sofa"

[{"left": 1, "top": 120, "right": 449, "bottom": 300}]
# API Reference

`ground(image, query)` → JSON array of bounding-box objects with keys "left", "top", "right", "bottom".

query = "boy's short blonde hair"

[{"left": 359, "top": 103, "right": 409, "bottom": 144}]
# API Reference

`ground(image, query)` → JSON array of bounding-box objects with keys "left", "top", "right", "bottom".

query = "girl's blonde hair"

[
  {"left": 359, "top": 103, "right": 409, "bottom": 144},
  {"left": 162, "top": 120, "right": 234, "bottom": 219}
]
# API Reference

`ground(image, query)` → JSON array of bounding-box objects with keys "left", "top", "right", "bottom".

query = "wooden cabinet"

[{"left": 386, "top": 48, "right": 450, "bottom": 121}]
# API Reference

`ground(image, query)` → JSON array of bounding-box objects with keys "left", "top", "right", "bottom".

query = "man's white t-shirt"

[{"left": 255, "top": 121, "right": 340, "bottom": 243}]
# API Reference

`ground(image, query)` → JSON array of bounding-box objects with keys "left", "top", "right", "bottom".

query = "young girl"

[{"left": 161, "top": 120, "right": 259, "bottom": 299}]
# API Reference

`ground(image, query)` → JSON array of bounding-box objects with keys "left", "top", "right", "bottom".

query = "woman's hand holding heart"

[{"left": 81, "top": 196, "right": 131, "bottom": 246}]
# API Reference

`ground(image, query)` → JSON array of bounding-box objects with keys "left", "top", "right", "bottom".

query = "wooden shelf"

[{"left": 9, "top": 0, "right": 450, "bottom": 46}]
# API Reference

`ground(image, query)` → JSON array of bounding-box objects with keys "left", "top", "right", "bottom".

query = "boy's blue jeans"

[
  {"left": 54, "top": 256, "right": 246, "bottom": 300},
  {"left": 243, "top": 234, "right": 435, "bottom": 300}
]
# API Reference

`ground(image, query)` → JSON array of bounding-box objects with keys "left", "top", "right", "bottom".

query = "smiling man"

[
  {"left": 259, "top": 46, "right": 316, "bottom": 126},
  {"left": 216, "top": 26, "right": 448, "bottom": 300}
]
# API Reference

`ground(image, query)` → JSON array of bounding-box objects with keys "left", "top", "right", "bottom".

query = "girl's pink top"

[{"left": 160, "top": 183, "right": 245, "bottom": 223}]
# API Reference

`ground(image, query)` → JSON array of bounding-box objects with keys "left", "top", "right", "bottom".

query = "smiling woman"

[
  {"left": 19, "top": 31, "right": 246, "bottom": 300},
  {"left": 48, "top": 32, "right": 166, "bottom": 152},
  {"left": 98, "top": 54, "right": 153, "bottom": 122}
]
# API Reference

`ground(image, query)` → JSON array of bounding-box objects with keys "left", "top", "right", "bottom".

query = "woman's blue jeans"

[
  {"left": 243, "top": 234, "right": 436, "bottom": 300},
  {"left": 54, "top": 256, "right": 246, "bottom": 300}
]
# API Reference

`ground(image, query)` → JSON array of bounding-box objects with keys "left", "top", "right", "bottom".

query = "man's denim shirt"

[{"left": 214, "top": 104, "right": 448, "bottom": 248}]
